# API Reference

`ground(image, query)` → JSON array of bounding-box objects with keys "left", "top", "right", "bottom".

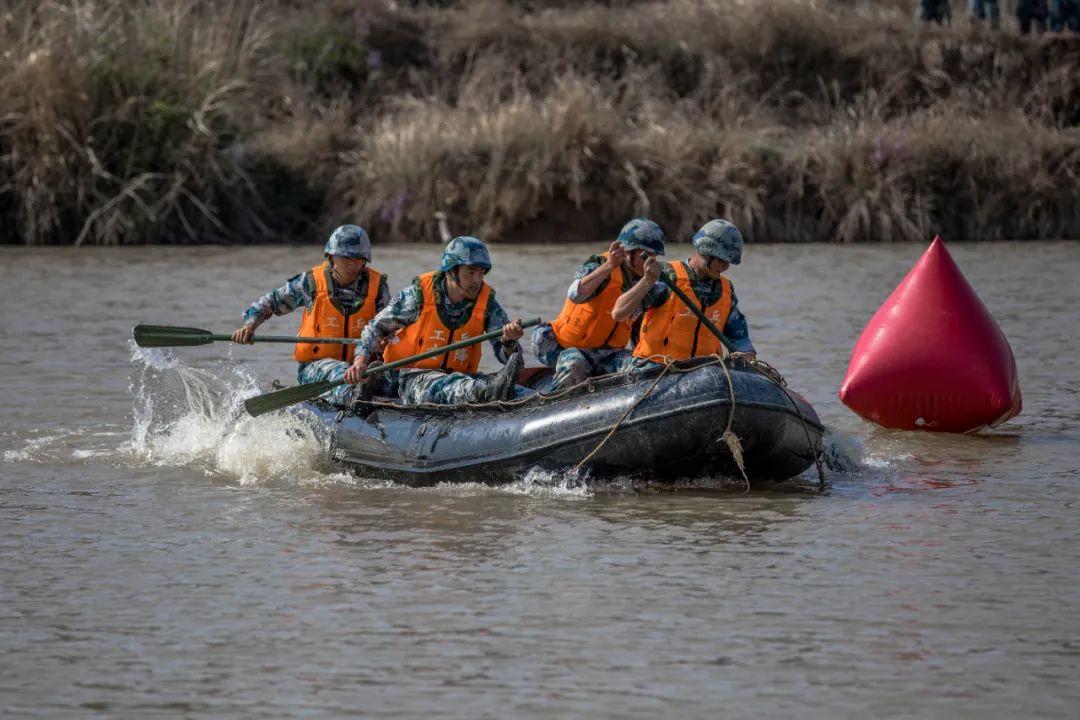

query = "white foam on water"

[
  {"left": 2, "top": 434, "right": 63, "bottom": 463},
  {"left": 822, "top": 427, "right": 866, "bottom": 473},
  {"left": 504, "top": 467, "right": 592, "bottom": 497},
  {"left": 125, "top": 343, "right": 338, "bottom": 486}
]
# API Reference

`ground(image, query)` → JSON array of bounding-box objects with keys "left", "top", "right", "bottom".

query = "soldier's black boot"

[{"left": 478, "top": 351, "right": 524, "bottom": 402}]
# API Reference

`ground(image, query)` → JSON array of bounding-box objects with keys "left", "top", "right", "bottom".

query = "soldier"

[
  {"left": 343, "top": 236, "right": 526, "bottom": 405},
  {"left": 1018, "top": 0, "right": 1050, "bottom": 32},
  {"left": 1050, "top": 0, "right": 1080, "bottom": 30},
  {"left": 916, "top": 0, "right": 952, "bottom": 23},
  {"left": 614, "top": 219, "right": 756, "bottom": 364},
  {"left": 530, "top": 218, "right": 667, "bottom": 393},
  {"left": 232, "top": 225, "right": 390, "bottom": 404},
  {"left": 971, "top": 0, "right": 1001, "bottom": 27}
]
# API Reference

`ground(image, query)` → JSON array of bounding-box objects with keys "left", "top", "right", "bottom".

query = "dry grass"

[{"left": 1, "top": 0, "right": 1077, "bottom": 245}]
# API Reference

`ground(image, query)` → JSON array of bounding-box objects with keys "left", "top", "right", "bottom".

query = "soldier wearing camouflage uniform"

[
  {"left": 530, "top": 218, "right": 669, "bottom": 394},
  {"left": 970, "top": 0, "right": 1001, "bottom": 27},
  {"left": 916, "top": 0, "right": 952, "bottom": 23},
  {"left": 344, "top": 237, "right": 527, "bottom": 405},
  {"left": 615, "top": 219, "right": 755, "bottom": 363},
  {"left": 233, "top": 225, "right": 390, "bottom": 405},
  {"left": 1050, "top": 0, "right": 1079, "bottom": 30}
]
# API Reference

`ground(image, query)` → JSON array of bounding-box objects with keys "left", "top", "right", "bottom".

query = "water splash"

[
  {"left": 822, "top": 427, "right": 866, "bottom": 473},
  {"left": 2, "top": 433, "right": 64, "bottom": 463},
  {"left": 126, "top": 343, "right": 335, "bottom": 485},
  {"left": 5, "top": 344, "right": 882, "bottom": 494}
]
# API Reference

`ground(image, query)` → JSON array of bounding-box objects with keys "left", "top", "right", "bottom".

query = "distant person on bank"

[
  {"left": 971, "top": 0, "right": 1001, "bottom": 27},
  {"left": 232, "top": 225, "right": 390, "bottom": 405},
  {"left": 343, "top": 236, "right": 527, "bottom": 405},
  {"left": 916, "top": 0, "right": 951, "bottom": 23},
  {"left": 1018, "top": 0, "right": 1050, "bottom": 32},
  {"left": 615, "top": 219, "right": 756, "bottom": 365},
  {"left": 1050, "top": 0, "right": 1080, "bottom": 30},
  {"left": 529, "top": 218, "right": 668, "bottom": 393}
]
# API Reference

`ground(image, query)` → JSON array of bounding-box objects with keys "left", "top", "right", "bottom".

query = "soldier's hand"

[
  {"left": 607, "top": 240, "right": 628, "bottom": 268},
  {"left": 501, "top": 319, "right": 524, "bottom": 344},
  {"left": 344, "top": 354, "right": 370, "bottom": 385},
  {"left": 643, "top": 256, "right": 662, "bottom": 282},
  {"left": 231, "top": 325, "right": 256, "bottom": 344}
]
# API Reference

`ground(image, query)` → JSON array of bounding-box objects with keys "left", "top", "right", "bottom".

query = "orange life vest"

[
  {"left": 293, "top": 261, "right": 381, "bottom": 364},
  {"left": 550, "top": 254, "right": 633, "bottom": 350},
  {"left": 382, "top": 271, "right": 491, "bottom": 374},
  {"left": 633, "top": 261, "right": 733, "bottom": 361}
]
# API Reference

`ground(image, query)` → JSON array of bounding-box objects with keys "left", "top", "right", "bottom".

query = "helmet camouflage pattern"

[
  {"left": 323, "top": 224, "right": 372, "bottom": 260},
  {"left": 692, "top": 219, "right": 743, "bottom": 265},
  {"left": 616, "top": 218, "right": 666, "bottom": 256},
  {"left": 441, "top": 236, "right": 492, "bottom": 273}
]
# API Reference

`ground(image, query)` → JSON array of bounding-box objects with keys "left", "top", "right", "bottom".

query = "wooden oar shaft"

[
  {"left": 248, "top": 335, "right": 357, "bottom": 344},
  {"left": 203, "top": 333, "right": 357, "bottom": 344},
  {"left": 363, "top": 316, "right": 542, "bottom": 377}
]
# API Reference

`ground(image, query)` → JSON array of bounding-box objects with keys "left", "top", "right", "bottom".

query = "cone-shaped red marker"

[{"left": 839, "top": 236, "right": 1021, "bottom": 433}]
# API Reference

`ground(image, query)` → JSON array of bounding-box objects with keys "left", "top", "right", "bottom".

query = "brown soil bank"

[{"left": 2, "top": 0, "right": 1078, "bottom": 246}]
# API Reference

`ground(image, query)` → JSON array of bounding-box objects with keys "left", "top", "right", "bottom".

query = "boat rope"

[
  {"left": 347, "top": 352, "right": 826, "bottom": 489},
  {"left": 570, "top": 361, "right": 675, "bottom": 475},
  {"left": 713, "top": 354, "right": 750, "bottom": 493}
]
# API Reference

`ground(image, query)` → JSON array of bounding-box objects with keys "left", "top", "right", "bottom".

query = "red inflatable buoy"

[{"left": 839, "top": 237, "right": 1021, "bottom": 433}]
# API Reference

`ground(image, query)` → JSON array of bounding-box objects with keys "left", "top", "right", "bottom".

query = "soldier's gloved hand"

[
  {"left": 501, "top": 319, "right": 524, "bottom": 345},
  {"left": 231, "top": 325, "right": 256, "bottom": 344},
  {"left": 643, "top": 256, "right": 662, "bottom": 282},
  {"left": 344, "top": 354, "right": 370, "bottom": 384}
]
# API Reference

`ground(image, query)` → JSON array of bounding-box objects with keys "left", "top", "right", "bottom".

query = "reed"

[{"left": 2, "top": 0, "right": 1076, "bottom": 245}]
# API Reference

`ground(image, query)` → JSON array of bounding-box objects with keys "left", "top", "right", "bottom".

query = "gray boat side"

[{"left": 303, "top": 360, "right": 824, "bottom": 486}]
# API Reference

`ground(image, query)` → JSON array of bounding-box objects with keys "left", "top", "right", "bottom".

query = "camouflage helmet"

[
  {"left": 324, "top": 224, "right": 372, "bottom": 261},
  {"left": 441, "top": 236, "right": 492, "bottom": 273},
  {"left": 692, "top": 219, "right": 743, "bottom": 265},
  {"left": 616, "top": 218, "right": 666, "bottom": 256}
]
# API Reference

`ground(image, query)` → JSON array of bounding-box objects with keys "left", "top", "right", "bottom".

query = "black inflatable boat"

[
  {"left": 300, "top": 358, "right": 820, "bottom": 487},
  {"left": 298, "top": 357, "right": 825, "bottom": 486}
]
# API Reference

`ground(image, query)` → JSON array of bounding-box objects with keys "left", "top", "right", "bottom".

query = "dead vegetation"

[{"left": 1, "top": 0, "right": 1077, "bottom": 245}]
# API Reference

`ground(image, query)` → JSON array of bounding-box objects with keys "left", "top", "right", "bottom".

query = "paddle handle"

[
  {"left": 360, "top": 316, "right": 542, "bottom": 378},
  {"left": 316, "top": 316, "right": 543, "bottom": 391},
  {"left": 658, "top": 270, "right": 737, "bottom": 354},
  {"left": 230, "top": 334, "right": 358, "bottom": 344}
]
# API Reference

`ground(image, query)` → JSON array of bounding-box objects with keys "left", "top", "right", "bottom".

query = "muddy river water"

[{"left": 2, "top": 241, "right": 1078, "bottom": 717}]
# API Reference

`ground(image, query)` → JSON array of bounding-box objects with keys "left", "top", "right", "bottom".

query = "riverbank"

[{"left": 2, "top": 0, "right": 1078, "bottom": 246}]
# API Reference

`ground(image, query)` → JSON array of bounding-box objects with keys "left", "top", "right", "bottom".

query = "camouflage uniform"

[
  {"left": 917, "top": 0, "right": 952, "bottom": 22},
  {"left": 530, "top": 254, "right": 666, "bottom": 392},
  {"left": 1017, "top": 0, "right": 1048, "bottom": 31},
  {"left": 971, "top": 0, "right": 1001, "bottom": 25},
  {"left": 634, "top": 219, "right": 755, "bottom": 365},
  {"left": 1050, "top": 0, "right": 1078, "bottom": 30},
  {"left": 356, "top": 271, "right": 530, "bottom": 405},
  {"left": 241, "top": 225, "right": 391, "bottom": 405},
  {"left": 640, "top": 262, "right": 755, "bottom": 356},
  {"left": 531, "top": 218, "right": 669, "bottom": 393}
]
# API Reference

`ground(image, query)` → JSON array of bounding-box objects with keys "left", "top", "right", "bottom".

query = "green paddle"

[
  {"left": 133, "top": 324, "right": 356, "bottom": 348},
  {"left": 244, "top": 317, "right": 543, "bottom": 417}
]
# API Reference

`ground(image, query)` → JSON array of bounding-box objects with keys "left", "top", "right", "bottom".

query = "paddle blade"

[
  {"left": 133, "top": 324, "right": 214, "bottom": 347},
  {"left": 244, "top": 380, "right": 336, "bottom": 417}
]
